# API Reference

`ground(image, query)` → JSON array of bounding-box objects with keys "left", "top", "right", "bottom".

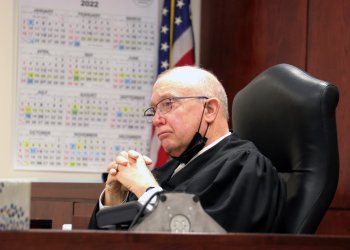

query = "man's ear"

[{"left": 204, "top": 98, "right": 220, "bottom": 123}]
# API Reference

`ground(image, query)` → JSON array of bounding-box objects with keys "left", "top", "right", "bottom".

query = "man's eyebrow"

[{"left": 150, "top": 95, "right": 173, "bottom": 106}]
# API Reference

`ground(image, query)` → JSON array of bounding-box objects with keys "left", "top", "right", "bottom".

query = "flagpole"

[{"left": 169, "top": 0, "right": 175, "bottom": 66}]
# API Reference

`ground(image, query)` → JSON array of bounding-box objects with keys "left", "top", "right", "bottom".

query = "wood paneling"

[
  {"left": 317, "top": 209, "right": 350, "bottom": 235},
  {"left": 31, "top": 200, "right": 72, "bottom": 229},
  {"left": 200, "top": 0, "right": 350, "bottom": 234},
  {"left": 307, "top": 0, "right": 350, "bottom": 208},
  {"left": 200, "top": 0, "right": 308, "bottom": 115},
  {"left": 31, "top": 182, "right": 103, "bottom": 200},
  {"left": 73, "top": 202, "right": 97, "bottom": 229},
  {"left": 31, "top": 182, "right": 104, "bottom": 229}
]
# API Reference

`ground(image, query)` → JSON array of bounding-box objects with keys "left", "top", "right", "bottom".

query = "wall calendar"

[{"left": 15, "top": 0, "right": 159, "bottom": 172}]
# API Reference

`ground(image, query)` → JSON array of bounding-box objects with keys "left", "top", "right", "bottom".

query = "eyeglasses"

[{"left": 144, "top": 96, "right": 208, "bottom": 122}]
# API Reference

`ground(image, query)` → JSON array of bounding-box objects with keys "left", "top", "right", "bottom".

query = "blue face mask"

[{"left": 171, "top": 103, "right": 209, "bottom": 164}]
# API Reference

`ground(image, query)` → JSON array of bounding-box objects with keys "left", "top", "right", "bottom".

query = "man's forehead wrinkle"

[
  {"left": 150, "top": 90, "right": 176, "bottom": 106},
  {"left": 155, "top": 84, "right": 185, "bottom": 99}
]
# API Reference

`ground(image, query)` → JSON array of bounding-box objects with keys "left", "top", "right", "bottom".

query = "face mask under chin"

[
  {"left": 170, "top": 131, "right": 208, "bottom": 164},
  {"left": 170, "top": 102, "right": 209, "bottom": 164}
]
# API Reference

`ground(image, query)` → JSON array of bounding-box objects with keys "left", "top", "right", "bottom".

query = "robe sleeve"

[
  {"left": 188, "top": 149, "right": 286, "bottom": 232},
  {"left": 88, "top": 202, "right": 100, "bottom": 229}
]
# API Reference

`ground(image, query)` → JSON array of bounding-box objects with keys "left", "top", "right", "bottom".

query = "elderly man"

[{"left": 88, "top": 66, "right": 286, "bottom": 232}]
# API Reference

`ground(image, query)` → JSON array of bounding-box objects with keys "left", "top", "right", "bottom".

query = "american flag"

[{"left": 149, "top": 0, "right": 195, "bottom": 169}]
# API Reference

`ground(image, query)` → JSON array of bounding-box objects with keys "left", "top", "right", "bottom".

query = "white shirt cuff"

[
  {"left": 138, "top": 186, "right": 163, "bottom": 205},
  {"left": 98, "top": 189, "right": 109, "bottom": 210}
]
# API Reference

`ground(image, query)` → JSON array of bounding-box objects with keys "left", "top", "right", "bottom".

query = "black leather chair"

[{"left": 231, "top": 63, "right": 339, "bottom": 234}]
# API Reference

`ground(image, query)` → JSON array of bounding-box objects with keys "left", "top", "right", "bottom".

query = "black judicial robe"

[{"left": 89, "top": 133, "right": 286, "bottom": 232}]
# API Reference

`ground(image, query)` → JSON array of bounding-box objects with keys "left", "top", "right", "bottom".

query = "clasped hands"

[{"left": 104, "top": 150, "right": 160, "bottom": 206}]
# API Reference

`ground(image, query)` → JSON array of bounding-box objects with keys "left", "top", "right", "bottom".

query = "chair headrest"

[{"left": 232, "top": 63, "right": 339, "bottom": 174}]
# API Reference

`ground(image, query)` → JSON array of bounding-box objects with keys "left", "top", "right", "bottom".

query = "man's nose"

[{"left": 152, "top": 111, "right": 165, "bottom": 126}]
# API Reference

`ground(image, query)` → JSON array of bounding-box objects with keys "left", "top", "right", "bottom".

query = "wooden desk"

[
  {"left": 31, "top": 182, "right": 104, "bottom": 229},
  {"left": 0, "top": 230, "right": 349, "bottom": 250},
  {"left": 30, "top": 182, "right": 350, "bottom": 235}
]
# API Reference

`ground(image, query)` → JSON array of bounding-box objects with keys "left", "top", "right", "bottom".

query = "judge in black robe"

[
  {"left": 89, "top": 132, "right": 286, "bottom": 232},
  {"left": 88, "top": 66, "right": 286, "bottom": 232}
]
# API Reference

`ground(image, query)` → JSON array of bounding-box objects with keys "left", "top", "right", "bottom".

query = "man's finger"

[
  {"left": 142, "top": 155, "right": 153, "bottom": 165},
  {"left": 128, "top": 150, "right": 140, "bottom": 159},
  {"left": 115, "top": 154, "right": 128, "bottom": 166},
  {"left": 109, "top": 167, "right": 117, "bottom": 176}
]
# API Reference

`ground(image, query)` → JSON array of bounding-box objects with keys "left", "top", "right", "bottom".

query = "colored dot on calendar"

[{"left": 22, "top": 141, "right": 31, "bottom": 149}]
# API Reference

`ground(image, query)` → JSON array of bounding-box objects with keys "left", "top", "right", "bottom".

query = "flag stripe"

[
  {"left": 171, "top": 27, "right": 194, "bottom": 66},
  {"left": 174, "top": 48, "right": 195, "bottom": 66}
]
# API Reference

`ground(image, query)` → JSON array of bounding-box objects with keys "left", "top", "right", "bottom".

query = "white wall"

[{"left": 0, "top": 0, "right": 201, "bottom": 182}]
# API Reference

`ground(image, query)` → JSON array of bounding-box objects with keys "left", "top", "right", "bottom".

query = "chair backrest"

[{"left": 231, "top": 63, "right": 339, "bottom": 233}]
